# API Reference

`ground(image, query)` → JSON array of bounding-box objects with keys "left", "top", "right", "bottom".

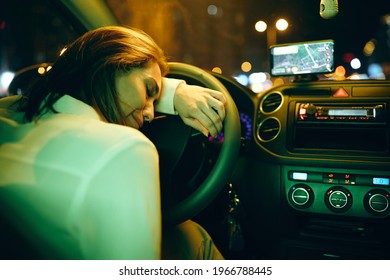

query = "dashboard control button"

[
  {"left": 323, "top": 173, "right": 339, "bottom": 184},
  {"left": 323, "top": 178, "right": 338, "bottom": 184},
  {"left": 324, "top": 186, "right": 352, "bottom": 213},
  {"left": 364, "top": 189, "right": 390, "bottom": 216},
  {"left": 288, "top": 184, "right": 314, "bottom": 209},
  {"left": 339, "top": 178, "right": 356, "bottom": 185}
]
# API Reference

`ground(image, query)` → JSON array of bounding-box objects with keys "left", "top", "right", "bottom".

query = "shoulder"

[
  {"left": 32, "top": 113, "right": 157, "bottom": 170},
  {"left": 45, "top": 113, "right": 151, "bottom": 143}
]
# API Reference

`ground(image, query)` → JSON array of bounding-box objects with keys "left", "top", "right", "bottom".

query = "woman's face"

[{"left": 116, "top": 61, "right": 162, "bottom": 129}]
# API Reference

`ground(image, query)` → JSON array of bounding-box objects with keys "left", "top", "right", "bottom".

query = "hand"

[{"left": 173, "top": 83, "right": 226, "bottom": 137}]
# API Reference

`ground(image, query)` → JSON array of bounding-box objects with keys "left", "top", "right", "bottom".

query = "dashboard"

[
  {"left": 213, "top": 75, "right": 390, "bottom": 259},
  {"left": 255, "top": 80, "right": 390, "bottom": 219}
]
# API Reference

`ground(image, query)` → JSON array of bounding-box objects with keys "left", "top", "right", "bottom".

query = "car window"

[
  {"left": 0, "top": 0, "right": 79, "bottom": 97},
  {"left": 106, "top": 0, "right": 389, "bottom": 89}
]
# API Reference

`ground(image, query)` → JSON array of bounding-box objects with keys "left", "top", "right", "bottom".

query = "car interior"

[{"left": 1, "top": 0, "right": 389, "bottom": 260}]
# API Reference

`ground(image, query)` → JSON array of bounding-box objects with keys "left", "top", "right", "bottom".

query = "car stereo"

[
  {"left": 270, "top": 39, "right": 334, "bottom": 77},
  {"left": 296, "top": 103, "right": 386, "bottom": 123},
  {"left": 290, "top": 101, "right": 389, "bottom": 153}
]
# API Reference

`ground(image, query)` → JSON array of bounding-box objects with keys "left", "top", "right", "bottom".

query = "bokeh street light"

[
  {"left": 255, "top": 18, "right": 289, "bottom": 47},
  {"left": 253, "top": 18, "right": 290, "bottom": 88}
]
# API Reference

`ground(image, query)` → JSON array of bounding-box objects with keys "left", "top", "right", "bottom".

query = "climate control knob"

[
  {"left": 364, "top": 189, "right": 390, "bottom": 216},
  {"left": 288, "top": 184, "right": 314, "bottom": 209},
  {"left": 325, "top": 186, "right": 352, "bottom": 213}
]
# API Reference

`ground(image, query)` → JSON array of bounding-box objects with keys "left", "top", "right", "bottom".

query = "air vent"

[
  {"left": 257, "top": 117, "right": 281, "bottom": 142},
  {"left": 260, "top": 92, "right": 283, "bottom": 114}
]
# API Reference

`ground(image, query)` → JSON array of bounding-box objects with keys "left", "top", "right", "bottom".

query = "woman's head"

[{"left": 21, "top": 26, "right": 169, "bottom": 125}]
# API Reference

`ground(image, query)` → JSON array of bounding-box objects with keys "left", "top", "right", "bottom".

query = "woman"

[{"left": 0, "top": 26, "right": 225, "bottom": 259}]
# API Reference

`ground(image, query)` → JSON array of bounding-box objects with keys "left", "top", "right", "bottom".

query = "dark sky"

[{"left": 245, "top": 0, "right": 389, "bottom": 66}]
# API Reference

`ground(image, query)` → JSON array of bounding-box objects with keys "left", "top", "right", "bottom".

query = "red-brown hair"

[{"left": 19, "top": 26, "right": 169, "bottom": 124}]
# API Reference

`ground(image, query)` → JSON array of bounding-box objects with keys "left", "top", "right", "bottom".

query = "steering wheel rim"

[{"left": 163, "top": 62, "right": 241, "bottom": 225}]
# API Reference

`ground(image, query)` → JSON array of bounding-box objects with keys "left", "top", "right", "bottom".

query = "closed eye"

[{"left": 146, "top": 78, "right": 160, "bottom": 100}]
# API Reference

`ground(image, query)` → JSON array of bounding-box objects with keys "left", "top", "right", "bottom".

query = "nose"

[{"left": 142, "top": 100, "right": 154, "bottom": 122}]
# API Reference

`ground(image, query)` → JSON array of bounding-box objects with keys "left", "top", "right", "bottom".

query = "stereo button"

[{"left": 306, "top": 104, "right": 316, "bottom": 115}]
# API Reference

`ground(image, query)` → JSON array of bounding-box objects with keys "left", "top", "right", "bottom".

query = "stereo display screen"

[{"left": 328, "top": 109, "right": 368, "bottom": 116}]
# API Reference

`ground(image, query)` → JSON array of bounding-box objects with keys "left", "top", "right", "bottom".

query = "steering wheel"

[{"left": 143, "top": 62, "right": 241, "bottom": 225}]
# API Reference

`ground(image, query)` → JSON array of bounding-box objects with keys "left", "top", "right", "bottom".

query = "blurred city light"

[
  {"left": 207, "top": 5, "right": 218, "bottom": 16},
  {"left": 241, "top": 61, "right": 252, "bottom": 72},
  {"left": 350, "top": 58, "right": 361, "bottom": 70},
  {"left": 235, "top": 74, "right": 249, "bottom": 86},
  {"left": 255, "top": 18, "right": 289, "bottom": 33},
  {"left": 334, "top": 65, "right": 346, "bottom": 80},
  {"left": 275, "top": 18, "right": 288, "bottom": 31},
  {"left": 0, "top": 71, "right": 15, "bottom": 94},
  {"left": 248, "top": 72, "right": 272, "bottom": 93},
  {"left": 363, "top": 39, "right": 376, "bottom": 56},
  {"left": 212, "top": 67, "right": 222, "bottom": 74},
  {"left": 207, "top": 4, "right": 222, "bottom": 17},
  {"left": 368, "top": 63, "right": 385, "bottom": 79},
  {"left": 255, "top": 21, "right": 267, "bottom": 32}
]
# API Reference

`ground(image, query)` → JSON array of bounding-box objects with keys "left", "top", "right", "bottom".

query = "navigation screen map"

[{"left": 270, "top": 40, "right": 334, "bottom": 76}]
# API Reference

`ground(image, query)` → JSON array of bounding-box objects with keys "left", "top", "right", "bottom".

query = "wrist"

[{"left": 155, "top": 77, "right": 185, "bottom": 114}]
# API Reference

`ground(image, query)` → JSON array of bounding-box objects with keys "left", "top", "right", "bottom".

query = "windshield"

[{"left": 105, "top": 0, "right": 389, "bottom": 85}]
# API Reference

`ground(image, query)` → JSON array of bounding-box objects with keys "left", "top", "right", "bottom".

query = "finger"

[
  {"left": 196, "top": 99, "right": 224, "bottom": 132},
  {"left": 208, "top": 89, "right": 227, "bottom": 105},
  {"left": 199, "top": 89, "right": 226, "bottom": 120},
  {"left": 181, "top": 117, "right": 209, "bottom": 137},
  {"left": 184, "top": 103, "right": 220, "bottom": 137},
  {"left": 207, "top": 98, "right": 225, "bottom": 121},
  {"left": 196, "top": 108, "right": 222, "bottom": 137}
]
